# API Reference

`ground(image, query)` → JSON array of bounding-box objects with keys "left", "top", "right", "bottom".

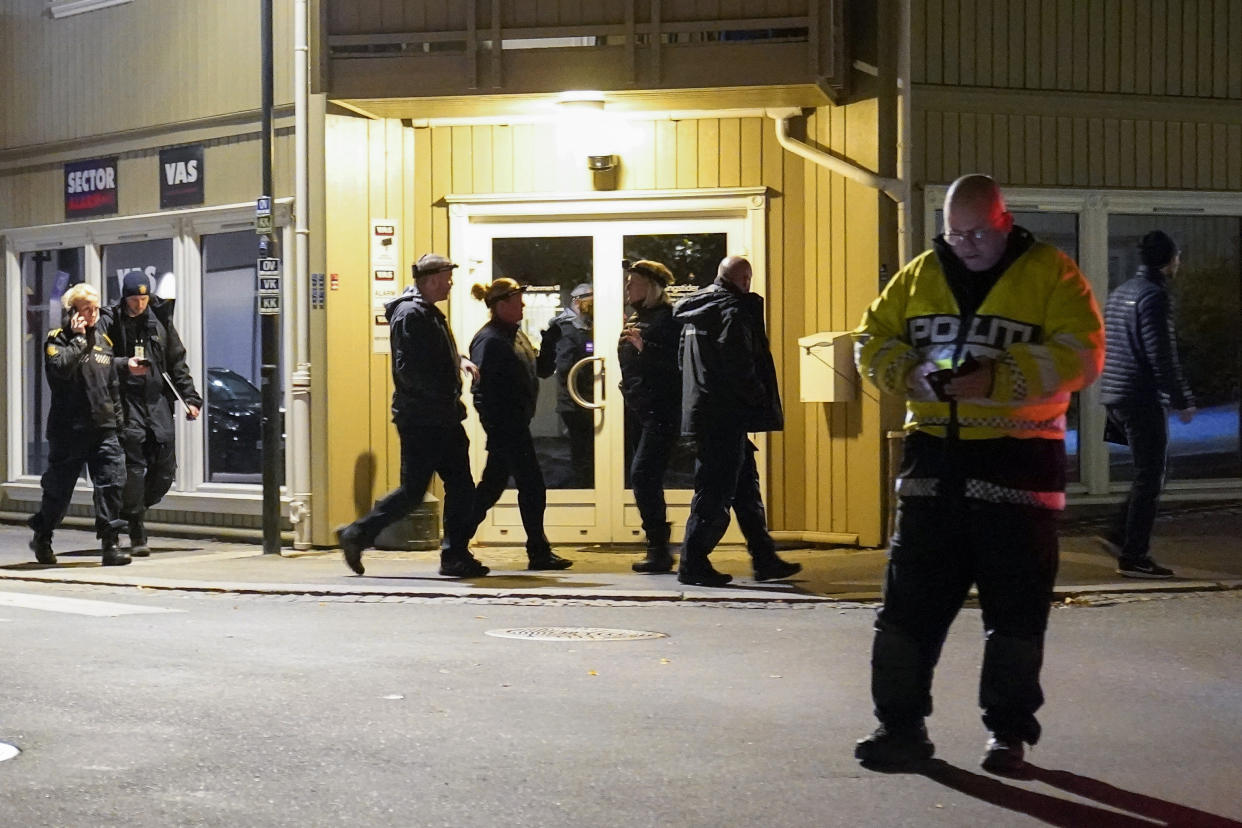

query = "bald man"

[
  {"left": 672, "top": 256, "right": 801, "bottom": 587},
  {"left": 853, "top": 175, "right": 1104, "bottom": 773}
]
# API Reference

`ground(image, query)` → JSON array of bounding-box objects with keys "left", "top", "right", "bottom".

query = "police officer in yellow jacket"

[
  {"left": 852, "top": 175, "right": 1103, "bottom": 774},
  {"left": 28, "top": 283, "right": 131, "bottom": 567}
]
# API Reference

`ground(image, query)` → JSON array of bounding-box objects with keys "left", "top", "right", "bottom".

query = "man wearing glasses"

[{"left": 853, "top": 174, "right": 1104, "bottom": 774}]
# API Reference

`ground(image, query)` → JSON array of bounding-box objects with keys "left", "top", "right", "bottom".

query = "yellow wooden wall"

[{"left": 320, "top": 106, "right": 889, "bottom": 546}]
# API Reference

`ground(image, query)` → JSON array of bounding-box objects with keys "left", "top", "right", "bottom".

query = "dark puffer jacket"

[
  {"left": 536, "top": 309, "right": 593, "bottom": 412},
  {"left": 385, "top": 286, "right": 467, "bottom": 429},
  {"left": 469, "top": 319, "right": 539, "bottom": 435},
  {"left": 1099, "top": 266, "right": 1195, "bottom": 410},
  {"left": 618, "top": 301, "right": 681, "bottom": 427},
  {"left": 673, "top": 279, "right": 783, "bottom": 435}
]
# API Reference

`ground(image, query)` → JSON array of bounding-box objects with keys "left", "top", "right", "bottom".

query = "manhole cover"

[
  {"left": 485, "top": 626, "right": 668, "bottom": 641},
  {"left": 0, "top": 743, "right": 19, "bottom": 762}
]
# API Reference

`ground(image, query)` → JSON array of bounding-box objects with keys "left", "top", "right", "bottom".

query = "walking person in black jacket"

[
  {"left": 100, "top": 270, "right": 202, "bottom": 556},
  {"left": 618, "top": 259, "right": 682, "bottom": 573},
  {"left": 672, "top": 256, "right": 801, "bottom": 586},
  {"left": 28, "top": 283, "right": 131, "bottom": 567},
  {"left": 336, "top": 254, "right": 488, "bottom": 578},
  {"left": 468, "top": 278, "right": 572, "bottom": 571},
  {"left": 1098, "top": 231, "right": 1196, "bottom": 579},
  {"left": 536, "top": 281, "right": 595, "bottom": 488}
]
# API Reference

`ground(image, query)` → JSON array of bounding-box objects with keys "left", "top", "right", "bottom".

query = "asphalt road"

[{"left": 2, "top": 583, "right": 1240, "bottom": 827}]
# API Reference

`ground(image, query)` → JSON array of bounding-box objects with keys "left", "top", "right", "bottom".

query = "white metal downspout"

[{"left": 289, "top": 0, "right": 312, "bottom": 548}]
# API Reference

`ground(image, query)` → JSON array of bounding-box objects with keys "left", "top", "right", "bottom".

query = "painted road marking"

[{"left": 0, "top": 591, "right": 184, "bottom": 617}]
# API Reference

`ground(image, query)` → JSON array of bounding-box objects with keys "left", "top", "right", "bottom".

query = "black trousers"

[
  {"left": 120, "top": 423, "right": 176, "bottom": 525},
  {"left": 679, "top": 428, "right": 776, "bottom": 570},
  {"left": 353, "top": 424, "right": 476, "bottom": 557},
  {"left": 472, "top": 426, "right": 551, "bottom": 557},
  {"left": 31, "top": 427, "right": 126, "bottom": 542},
  {"left": 629, "top": 417, "right": 677, "bottom": 542},
  {"left": 1106, "top": 403, "right": 1168, "bottom": 561},
  {"left": 560, "top": 409, "right": 594, "bottom": 489},
  {"left": 871, "top": 497, "right": 1059, "bottom": 744}
]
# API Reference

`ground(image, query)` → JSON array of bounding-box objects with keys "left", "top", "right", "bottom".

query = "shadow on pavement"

[{"left": 920, "top": 759, "right": 1242, "bottom": 828}]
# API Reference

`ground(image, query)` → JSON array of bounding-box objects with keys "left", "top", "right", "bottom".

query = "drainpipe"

[{"left": 289, "top": 0, "right": 312, "bottom": 549}]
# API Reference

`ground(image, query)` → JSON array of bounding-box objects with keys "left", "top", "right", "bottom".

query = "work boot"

[
  {"left": 335, "top": 524, "right": 365, "bottom": 575},
  {"left": 854, "top": 723, "right": 935, "bottom": 767},
  {"left": 677, "top": 563, "right": 733, "bottom": 587},
  {"left": 753, "top": 555, "right": 802, "bottom": 582},
  {"left": 633, "top": 522, "right": 674, "bottom": 573},
  {"left": 101, "top": 537, "right": 132, "bottom": 567},
  {"left": 29, "top": 535, "right": 57, "bottom": 566},
  {"left": 439, "top": 553, "right": 490, "bottom": 578},
  {"left": 528, "top": 551, "right": 573, "bottom": 571},
  {"left": 981, "top": 734, "right": 1027, "bottom": 775},
  {"left": 128, "top": 518, "right": 150, "bottom": 557}
]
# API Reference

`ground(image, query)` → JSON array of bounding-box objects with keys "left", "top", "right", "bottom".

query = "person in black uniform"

[
  {"left": 672, "top": 256, "right": 801, "bottom": 587},
  {"left": 468, "top": 277, "right": 572, "bottom": 571},
  {"left": 100, "top": 270, "right": 202, "bottom": 556},
  {"left": 28, "top": 283, "right": 131, "bottom": 567},
  {"left": 537, "top": 282, "right": 595, "bottom": 488},
  {"left": 336, "top": 253, "right": 488, "bottom": 578},
  {"left": 618, "top": 260, "right": 682, "bottom": 573}
]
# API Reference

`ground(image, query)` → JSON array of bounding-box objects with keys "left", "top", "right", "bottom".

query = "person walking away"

[
  {"left": 852, "top": 174, "right": 1104, "bottom": 774},
  {"left": 537, "top": 281, "right": 595, "bottom": 488},
  {"left": 28, "top": 283, "right": 131, "bottom": 567},
  {"left": 1098, "top": 231, "right": 1196, "bottom": 579},
  {"left": 618, "top": 259, "right": 682, "bottom": 573},
  {"left": 100, "top": 270, "right": 202, "bottom": 556},
  {"left": 671, "top": 256, "right": 801, "bottom": 587},
  {"left": 468, "top": 278, "right": 573, "bottom": 571},
  {"left": 336, "top": 253, "right": 487, "bottom": 578}
]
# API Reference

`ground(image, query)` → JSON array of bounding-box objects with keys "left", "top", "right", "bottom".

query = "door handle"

[{"left": 566, "top": 356, "right": 605, "bottom": 410}]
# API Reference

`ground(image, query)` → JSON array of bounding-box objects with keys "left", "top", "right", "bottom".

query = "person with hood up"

[
  {"left": 672, "top": 255, "right": 802, "bottom": 587},
  {"left": 618, "top": 259, "right": 682, "bottom": 573},
  {"left": 336, "top": 253, "right": 488, "bottom": 578},
  {"left": 536, "top": 281, "right": 595, "bottom": 488},
  {"left": 100, "top": 270, "right": 202, "bottom": 557},
  {"left": 468, "top": 277, "right": 573, "bottom": 571}
]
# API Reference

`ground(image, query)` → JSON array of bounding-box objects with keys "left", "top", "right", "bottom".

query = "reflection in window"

[
  {"left": 1106, "top": 215, "right": 1241, "bottom": 481},
  {"left": 202, "top": 231, "right": 270, "bottom": 483},
  {"left": 102, "top": 238, "right": 174, "bottom": 304},
  {"left": 21, "top": 249, "right": 85, "bottom": 475},
  {"left": 491, "top": 236, "right": 595, "bottom": 490}
]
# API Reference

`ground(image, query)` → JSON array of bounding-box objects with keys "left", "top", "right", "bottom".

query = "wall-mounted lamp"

[{"left": 587, "top": 154, "right": 620, "bottom": 190}]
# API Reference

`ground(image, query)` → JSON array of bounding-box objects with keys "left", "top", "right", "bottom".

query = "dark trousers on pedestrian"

[
  {"left": 30, "top": 428, "right": 126, "bottom": 542},
  {"left": 560, "top": 409, "right": 594, "bottom": 488},
  {"left": 352, "top": 424, "right": 476, "bottom": 557},
  {"left": 120, "top": 424, "right": 176, "bottom": 537},
  {"left": 1106, "top": 403, "right": 1168, "bottom": 562},
  {"left": 472, "top": 426, "right": 551, "bottom": 558},
  {"left": 629, "top": 418, "right": 677, "bottom": 544},
  {"left": 871, "top": 497, "right": 1059, "bottom": 744},
  {"left": 679, "top": 428, "right": 777, "bottom": 572}
]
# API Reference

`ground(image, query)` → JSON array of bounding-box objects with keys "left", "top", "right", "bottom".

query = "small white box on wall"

[{"left": 797, "top": 332, "right": 858, "bottom": 402}]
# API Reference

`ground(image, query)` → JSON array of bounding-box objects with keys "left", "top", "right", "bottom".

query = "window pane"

[
  {"left": 21, "top": 249, "right": 85, "bottom": 475},
  {"left": 202, "top": 231, "right": 268, "bottom": 483},
  {"left": 619, "top": 233, "right": 727, "bottom": 491},
  {"left": 492, "top": 236, "right": 594, "bottom": 490},
  {"left": 1106, "top": 215, "right": 1241, "bottom": 481},
  {"left": 102, "top": 238, "right": 174, "bottom": 303}
]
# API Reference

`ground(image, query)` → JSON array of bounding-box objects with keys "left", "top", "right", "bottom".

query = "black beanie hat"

[
  {"left": 122, "top": 270, "right": 151, "bottom": 298},
  {"left": 1138, "top": 230, "right": 1178, "bottom": 268}
]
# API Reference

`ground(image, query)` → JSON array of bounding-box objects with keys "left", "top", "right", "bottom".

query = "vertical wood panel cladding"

[
  {"left": 0, "top": 0, "right": 293, "bottom": 150},
  {"left": 912, "top": 0, "right": 1242, "bottom": 100}
]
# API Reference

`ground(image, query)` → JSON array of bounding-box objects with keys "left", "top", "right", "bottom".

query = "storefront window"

[
  {"left": 102, "top": 238, "right": 174, "bottom": 304},
  {"left": 201, "top": 231, "right": 266, "bottom": 483},
  {"left": 1107, "top": 215, "right": 1242, "bottom": 482},
  {"left": 21, "top": 248, "right": 84, "bottom": 476}
]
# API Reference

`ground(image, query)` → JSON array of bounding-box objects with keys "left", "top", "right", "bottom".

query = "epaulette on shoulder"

[
  {"left": 47, "top": 327, "right": 62, "bottom": 339},
  {"left": 102, "top": 333, "right": 114, "bottom": 347}
]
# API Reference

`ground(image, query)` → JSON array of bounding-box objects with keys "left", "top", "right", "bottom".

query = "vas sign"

[{"left": 159, "top": 145, "right": 204, "bottom": 208}]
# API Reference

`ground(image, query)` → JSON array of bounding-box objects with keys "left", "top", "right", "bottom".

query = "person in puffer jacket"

[
  {"left": 852, "top": 174, "right": 1104, "bottom": 775},
  {"left": 1097, "top": 230, "right": 1196, "bottom": 580},
  {"left": 672, "top": 256, "right": 801, "bottom": 587}
]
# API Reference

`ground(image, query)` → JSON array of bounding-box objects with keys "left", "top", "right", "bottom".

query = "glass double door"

[{"left": 452, "top": 217, "right": 747, "bottom": 545}]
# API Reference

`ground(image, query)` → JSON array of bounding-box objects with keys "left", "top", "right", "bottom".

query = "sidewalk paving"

[{"left": 1, "top": 503, "right": 1238, "bottom": 603}]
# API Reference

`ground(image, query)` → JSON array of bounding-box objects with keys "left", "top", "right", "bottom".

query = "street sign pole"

[{"left": 258, "top": 0, "right": 282, "bottom": 555}]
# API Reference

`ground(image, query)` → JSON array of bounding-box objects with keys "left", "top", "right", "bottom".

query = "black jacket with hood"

[
  {"left": 618, "top": 300, "right": 681, "bottom": 427},
  {"left": 385, "top": 285, "right": 467, "bottom": 430},
  {"left": 673, "top": 278, "right": 783, "bottom": 436},
  {"left": 469, "top": 319, "right": 539, "bottom": 436}
]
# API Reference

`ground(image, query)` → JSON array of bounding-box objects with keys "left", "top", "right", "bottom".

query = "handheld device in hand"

[{"left": 926, "top": 354, "right": 980, "bottom": 401}]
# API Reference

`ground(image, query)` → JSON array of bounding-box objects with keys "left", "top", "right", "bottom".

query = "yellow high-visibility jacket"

[{"left": 854, "top": 240, "right": 1104, "bottom": 441}]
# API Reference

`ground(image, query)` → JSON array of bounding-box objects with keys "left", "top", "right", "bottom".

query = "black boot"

[
  {"left": 128, "top": 518, "right": 150, "bottom": 557},
  {"left": 101, "top": 536, "right": 132, "bottom": 567},
  {"left": 528, "top": 551, "right": 573, "bottom": 571},
  {"left": 633, "top": 522, "right": 674, "bottom": 573},
  {"left": 753, "top": 554, "right": 802, "bottom": 581},
  {"left": 439, "top": 552, "right": 490, "bottom": 578},
  {"left": 30, "top": 534, "right": 57, "bottom": 566},
  {"left": 335, "top": 524, "right": 366, "bottom": 575}
]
